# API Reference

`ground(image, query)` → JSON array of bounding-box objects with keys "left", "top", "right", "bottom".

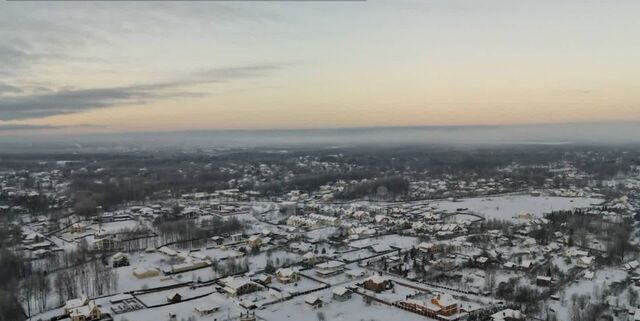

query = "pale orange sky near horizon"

[{"left": 1, "top": 0, "right": 639, "bottom": 135}]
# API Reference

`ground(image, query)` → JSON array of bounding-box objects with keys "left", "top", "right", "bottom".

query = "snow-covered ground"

[
  {"left": 115, "top": 292, "right": 242, "bottom": 321},
  {"left": 257, "top": 287, "right": 427, "bottom": 321},
  {"left": 545, "top": 267, "right": 628, "bottom": 321},
  {"left": 268, "top": 276, "right": 326, "bottom": 295},
  {"left": 432, "top": 195, "right": 602, "bottom": 221},
  {"left": 245, "top": 249, "right": 301, "bottom": 273},
  {"left": 349, "top": 235, "right": 418, "bottom": 251},
  {"left": 135, "top": 285, "right": 214, "bottom": 307}
]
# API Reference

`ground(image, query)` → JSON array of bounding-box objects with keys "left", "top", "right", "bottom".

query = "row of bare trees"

[{"left": 21, "top": 259, "right": 119, "bottom": 318}]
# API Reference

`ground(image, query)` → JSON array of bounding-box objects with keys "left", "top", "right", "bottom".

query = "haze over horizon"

[
  {"left": 1, "top": 122, "right": 640, "bottom": 152},
  {"left": 1, "top": 0, "right": 639, "bottom": 137}
]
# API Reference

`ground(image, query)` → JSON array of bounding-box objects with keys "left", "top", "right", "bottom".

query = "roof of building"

[
  {"left": 434, "top": 294, "right": 457, "bottom": 307},
  {"left": 491, "top": 308, "right": 525, "bottom": 321},
  {"left": 316, "top": 260, "right": 344, "bottom": 270},
  {"left": 304, "top": 294, "right": 321, "bottom": 305},
  {"left": 365, "top": 274, "right": 389, "bottom": 285},
  {"left": 333, "top": 286, "right": 350, "bottom": 296}
]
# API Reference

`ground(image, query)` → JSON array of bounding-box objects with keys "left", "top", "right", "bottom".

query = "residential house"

[
  {"left": 536, "top": 276, "right": 552, "bottom": 287},
  {"left": 491, "top": 309, "right": 526, "bottom": 321},
  {"left": 315, "top": 260, "right": 345, "bottom": 277},
  {"left": 332, "top": 287, "right": 351, "bottom": 301},
  {"left": 304, "top": 295, "right": 323, "bottom": 308},
  {"left": 275, "top": 268, "right": 298, "bottom": 283},
  {"left": 418, "top": 242, "right": 435, "bottom": 253},
  {"left": 167, "top": 292, "right": 182, "bottom": 303},
  {"left": 363, "top": 274, "right": 392, "bottom": 293},
  {"left": 64, "top": 296, "right": 89, "bottom": 315},
  {"left": 222, "top": 278, "right": 261, "bottom": 297},
  {"left": 170, "top": 260, "right": 209, "bottom": 274},
  {"left": 70, "top": 222, "right": 86, "bottom": 234},
  {"left": 211, "top": 236, "right": 225, "bottom": 245},
  {"left": 577, "top": 256, "right": 594, "bottom": 268},
  {"left": 400, "top": 294, "right": 459, "bottom": 319},
  {"left": 431, "top": 294, "right": 459, "bottom": 316},
  {"left": 68, "top": 301, "right": 101, "bottom": 321},
  {"left": 194, "top": 302, "right": 220, "bottom": 316},
  {"left": 251, "top": 274, "right": 271, "bottom": 285},
  {"left": 247, "top": 235, "right": 262, "bottom": 248},
  {"left": 112, "top": 252, "right": 129, "bottom": 268},
  {"left": 240, "top": 311, "right": 257, "bottom": 321},
  {"left": 302, "top": 252, "right": 320, "bottom": 265},
  {"left": 93, "top": 236, "right": 121, "bottom": 251},
  {"left": 133, "top": 266, "right": 160, "bottom": 279}
]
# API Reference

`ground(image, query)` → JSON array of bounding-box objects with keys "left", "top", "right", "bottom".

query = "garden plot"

[
  {"left": 385, "top": 275, "right": 501, "bottom": 306},
  {"left": 312, "top": 242, "right": 339, "bottom": 256},
  {"left": 269, "top": 275, "right": 327, "bottom": 295},
  {"left": 171, "top": 266, "right": 220, "bottom": 283},
  {"left": 229, "top": 212, "right": 260, "bottom": 225},
  {"left": 59, "top": 230, "right": 94, "bottom": 242},
  {"left": 305, "top": 227, "right": 338, "bottom": 242},
  {"left": 257, "top": 287, "right": 428, "bottom": 321},
  {"left": 549, "top": 255, "right": 576, "bottom": 273},
  {"left": 233, "top": 288, "right": 289, "bottom": 308},
  {"left": 432, "top": 195, "right": 602, "bottom": 221},
  {"left": 299, "top": 269, "right": 359, "bottom": 286},
  {"left": 454, "top": 268, "right": 489, "bottom": 291},
  {"left": 195, "top": 214, "right": 222, "bottom": 227},
  {"left": 93, "top": 220, "right": 141, "bottom": 233},
  {"left": 115, "top": 252, "right": 182, "bottom": 292},
  {"left": 29, "top": 293, "right": 128, "bottom": 321},
  {"left": 245, "top": 249, "right": 301, "bottom": 273},
  {"left": 352, "top": 277, "right": 464, "bottom": 307},
  {"left": 48, "top": 234, "right": 78, "bottom": 250},
  {"left": 360, "top": 281, "right": 425, "bottom": 303},
  {"left": 113, "top": 292, "right": 240, "bottom": 321},
  {"left": 350, "top": 234, "right": 418, "bottom": 251},
  {"left": 113, "top": 264, "right": 180, "bottom": 292},
  {"left": 134, "top": 284, "right": 214, "bottom": 307},
  {"left": 339, "top": 248, "right": 377, "bottom": 262},
  {"left": 195, "top": 247, "right": 245, "bottom": 261}
]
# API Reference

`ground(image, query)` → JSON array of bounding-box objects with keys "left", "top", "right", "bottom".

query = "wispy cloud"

[
  {"left": 0, "top": 64, "right": 285, "bottom": 121},
  {"left": 0, "top": 3, "right": 282, "bottom": 77},
  {"left": 0, "top": 81, "right": 23, "bottom": 95},
  {"left": 0, "top": 44, "right": 35, "bottom": 76}
]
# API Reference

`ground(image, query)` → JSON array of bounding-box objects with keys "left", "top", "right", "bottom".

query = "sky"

[{"left": 1, "top": 0, "right": 639, "bottom": 136}]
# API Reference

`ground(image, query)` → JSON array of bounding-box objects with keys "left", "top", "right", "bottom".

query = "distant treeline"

[
  {"left": 335, "top": 176, "right": 410, "bottom": 200},
  {"left": 0, "top": 145, "right": 636, "bottom": 216}
]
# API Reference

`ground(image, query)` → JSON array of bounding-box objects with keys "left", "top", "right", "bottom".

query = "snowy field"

[
  {"left": 171, "top": 266, "right": 220, "bottom": 283},
  {"left": 432, "top": 195, "right": 602, "bottom": 221},
  {"left": 349, "top": 234, "right": 418, "bottom": 251},
  {"left": 196, "top": 247, "right": 244, "bottom": 261},
  {"left": 114, "top": 264, "right": 181, "bottom": 292},
  {"left": 339, "top": 248, "right": 377, "bottom": 262},
  {"left": 117, "top": 252, "right": 183, "bottom": 291},
  {"left": 94, "top": 220, "right": 141, "bottom": 233},
  {"left": 245, "top": 249, "right": 301, "bottom": 272},
  {"left": 306, "top": 227, "right": 338, "bottom": 242}
]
